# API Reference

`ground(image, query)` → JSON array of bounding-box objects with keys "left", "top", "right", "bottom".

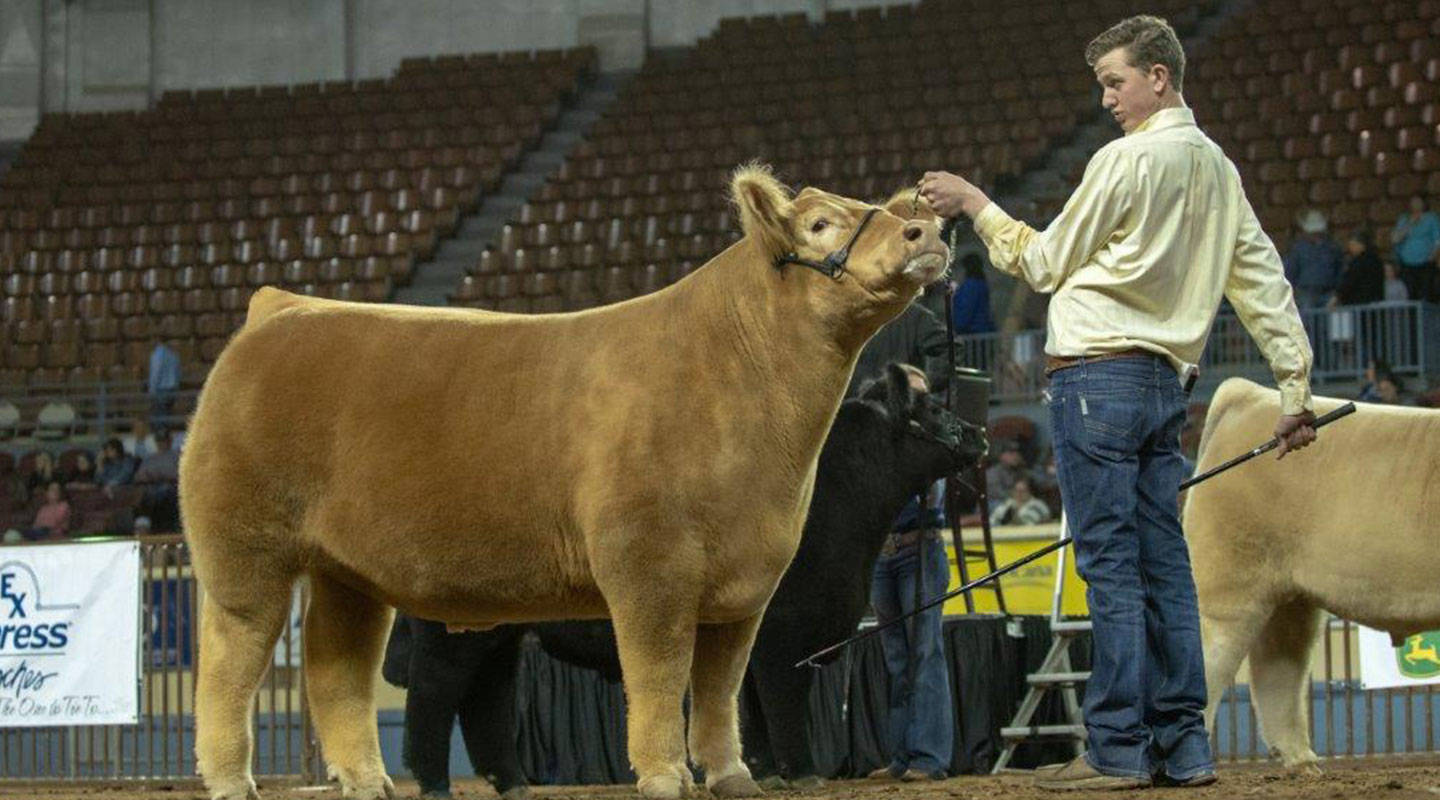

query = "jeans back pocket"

[{"left": 1078, "top": 389, "right": 1144, "bottom": 461}]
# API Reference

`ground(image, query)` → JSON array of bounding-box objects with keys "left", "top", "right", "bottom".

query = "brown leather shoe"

[
  {"left": 899, "top": 769, "right": 946, "bottom": 782},
  {"left": 1034, "top": 755, "right": 1150, "bottom": 792},
  {"left": 1032, "top": 762, "right": 1066, "bottom": 777},
  {"left": 866, "top": 766, "right": 900, "bottom": 780},
  {"left": 1165, "top": 770, "right": 1217, "bottom": 788}
]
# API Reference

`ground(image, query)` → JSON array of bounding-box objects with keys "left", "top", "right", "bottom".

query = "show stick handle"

[{"left": 1259, "top": 401, "right": 1357, "bottom": 451}]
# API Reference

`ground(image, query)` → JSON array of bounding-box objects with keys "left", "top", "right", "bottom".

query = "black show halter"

[{"left": 774, "top": 208, "right": 881, "bottom": 279}]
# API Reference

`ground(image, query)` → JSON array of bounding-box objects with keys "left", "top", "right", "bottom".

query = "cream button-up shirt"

[{"left": 974, "top": 106, "right": 1314, "bottom": 414}]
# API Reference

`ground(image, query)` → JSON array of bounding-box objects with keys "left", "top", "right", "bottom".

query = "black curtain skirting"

[{"left": 508, "top": 615, "right": 1089, "bottom": 784}]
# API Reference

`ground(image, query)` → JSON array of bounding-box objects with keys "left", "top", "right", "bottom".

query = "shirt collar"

[{"left": 1129, "top": 106, "right": 1194, "bottom": 136}]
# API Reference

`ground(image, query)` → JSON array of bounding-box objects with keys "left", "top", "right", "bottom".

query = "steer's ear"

[
  {"left": 731, "top": 163, "right": 796, "bottom": 260},
  {"left": 884, "top": 363, "right": 917, "bottom": 419}
]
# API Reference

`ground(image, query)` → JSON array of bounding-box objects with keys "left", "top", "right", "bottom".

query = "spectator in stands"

[
  {"left": 4, "top": 481, "right": 71, "bottom": 542},
  {"left": 1357, "top": 358, "right": 1392, "bottom": 403},
  {"left": 1283, "top": 209, "right": 1342, "bottom": 310},
  {"left": 985, "top": 441, "right": 1043, "bottom": 510},
  {"left": 148, "top": 337, "right": 181, "bottom": 428},
  {"left": 1375, "top": 375, "right": 1404, "bottom": 405},
  {"left": 121, "top": 417, "right": 156, "bottom": 460},
  {"left": 1384, "top": 261, "right": 1410, "bottom": 302},
  {"left": 989, "top": 478, "right": 1052, "bottom": 526},
  {"left": 66, "top": 452, "right": 97, "bottom": 489},
  {"left": 26, "top": 451, "right": 60, "bottom": 498},
  {"left": 919, "top": 14, "right": 1318, "bottom": 789},
  {"left": 868, "top": 364, "right": 953, "bottom": 784},
  {"left": 97, "top": 438, "right": 136, "bottom": 489},
  {"left": 1328, "top": 229, "right": 1384, "bottom": 308},
  {"left": 134, "top": 431, "right": 180, "bottom": 532},
  {"left": 951, "top": 253, "right": 996, "bottom": 335},
  {"left": 134, "top": 431, "right": 179, "bottom": 485},
  {"left": 1391, "top": 194, "right": 1440, "bottom": 302}
]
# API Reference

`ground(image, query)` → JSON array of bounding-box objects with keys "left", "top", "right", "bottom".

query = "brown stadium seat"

[
  {"left": 140, "top": 267, "right": 173, "bottom": 292},
  {"left": 159, "top": 314, "right": 195, "bottom": 339},
  {"left": 85, "top": 316, "right": 119, "bottom": 342},
  {"left": 182, "top": 288, "right": 218, "bottom": 314}
]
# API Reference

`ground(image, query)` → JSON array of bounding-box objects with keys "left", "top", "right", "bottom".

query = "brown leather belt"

[
  {"left": 1044, "top": 347, "right": 1158, "bottom": 376},
  {"left": 879, "top": 528, "right": 941, "bottom": 558}
]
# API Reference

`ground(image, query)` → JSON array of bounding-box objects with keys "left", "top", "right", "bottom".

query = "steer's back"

[
  {"left": 1184, "top": 378, "right": 1440, "bottom": 626},
  {"left": 181, "top": 289, "right": 616, "bottom": 620}
]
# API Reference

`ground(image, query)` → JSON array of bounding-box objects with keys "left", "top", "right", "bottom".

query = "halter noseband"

[{"left": 774, "top": 208, "right": 881, "bottom": 280}]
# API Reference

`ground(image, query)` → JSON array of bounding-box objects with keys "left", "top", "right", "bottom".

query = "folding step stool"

[{"left": 992, "top": 513, "right": 1089, "bottom": 773}]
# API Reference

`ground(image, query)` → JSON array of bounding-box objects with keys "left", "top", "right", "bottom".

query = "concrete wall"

[
  {"left": 0, "top": 0, "right": 912, "bottom": 140},
  {"left": 0, "top": 0, "right": 41, "bottom": 139}
]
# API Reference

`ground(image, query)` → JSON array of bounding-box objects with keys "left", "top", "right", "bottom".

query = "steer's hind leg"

[
  {"left": 1249, "top": 600, "right": 1325, "bottom": 772},
  {"left": 304, "top": 572, "right": 397, "bottom": 800},
  {"left": 194, "top": 574, "right": 296, "bottom": 800},
  {"left": 689, "top": 611, "right": 765, "bottom": 798}
]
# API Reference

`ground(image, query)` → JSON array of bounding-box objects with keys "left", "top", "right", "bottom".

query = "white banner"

[
  {"left": 0, "top": 541, "right": 141, "bottom": 726},
  {"left": 1359, "top": 625, "right": 1440, "bottom": 690}
]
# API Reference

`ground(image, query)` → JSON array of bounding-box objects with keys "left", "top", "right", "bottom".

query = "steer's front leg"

[
  {"left": 608, "top": 593, "right": 699, "bottom": 799},
  {"left": 689, "top": 611, "right": 765, "bottom": 798}
]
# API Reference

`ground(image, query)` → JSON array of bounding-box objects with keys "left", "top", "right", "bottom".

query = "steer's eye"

[{"left": 811, "top": 219, "right": 828, "bottom": 234}]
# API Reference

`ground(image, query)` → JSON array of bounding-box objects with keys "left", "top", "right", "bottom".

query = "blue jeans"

[
  {"left": 1047, "top": 356, "right": 1213, "bottom": 781},
  {"left": 871, "top": 534, "right": 953, "bottom": 776}
]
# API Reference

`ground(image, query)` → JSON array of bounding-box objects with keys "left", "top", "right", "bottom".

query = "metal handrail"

[{"left": 959, "top": 300, "right": 1438, "bottom": 403}]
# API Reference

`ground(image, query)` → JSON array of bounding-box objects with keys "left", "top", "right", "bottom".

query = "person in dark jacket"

[
  {"left": 1330, "top": 228, "right": 1385, "bottom": 307},
  {"left": 846, "top": 303, "right": 954, "bottom": 397}
]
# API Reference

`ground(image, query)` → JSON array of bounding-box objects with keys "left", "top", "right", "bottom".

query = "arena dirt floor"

[{"left": 12, "top": 757, "right": 1440, "bottom": 800}]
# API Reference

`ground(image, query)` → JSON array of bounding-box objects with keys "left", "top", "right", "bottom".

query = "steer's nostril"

[{"left": 903, "top": 223, "right": 924, "bottom": 242}]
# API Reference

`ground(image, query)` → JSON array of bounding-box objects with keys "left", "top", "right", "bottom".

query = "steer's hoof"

[
  {"left": 709, "top": 774, "right": 763, "bottom": 798},
  {"left": 206, "top": 777, "right": 260, "bottom": 800},
  {"left": 788, "top": 775, "right": 824, "bottom": 790},
  {"left": 639, "top": 772, "right": 692, "bottom": 799},
  {"left": 339, "top": 775, "right": 395, "bottom": 800},
  {"left": 754, "top": 775, "right": 788, "bottom": 792}
]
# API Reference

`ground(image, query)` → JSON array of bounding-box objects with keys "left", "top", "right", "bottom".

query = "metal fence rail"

[
  {"left": 0, "top": 537, "right": 321, "bottom": 782},
  {"left": 1211, "top": 618, "right": 1440, "bottom": 761},
  {"left": 961, "top": 301, "right": 1439, "bottom": 403},
  {"left": 0, "top": 381, "right": 200, "bottom": 439}
]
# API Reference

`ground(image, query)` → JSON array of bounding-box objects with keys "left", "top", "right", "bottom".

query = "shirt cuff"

[
  {"left": 972, "top": 202, "right": 1013, "bottom": 242},
  {"left": 1278, "top": 382, "right": 1313, "bottom": 416}
]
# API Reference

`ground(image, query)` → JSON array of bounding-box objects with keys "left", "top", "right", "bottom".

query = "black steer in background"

[{"left": 382, "top": 364, "right": 987, "bottom": 797}]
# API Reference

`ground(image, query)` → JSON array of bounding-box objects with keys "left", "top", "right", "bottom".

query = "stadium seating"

[
  {"left": 0, "top": 48, "right": 596, "bottom": 388},
  {"left": 447, "top": 0, "right": 1221, "bottom": 312}
]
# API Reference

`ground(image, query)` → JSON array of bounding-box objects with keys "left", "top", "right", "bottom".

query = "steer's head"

[
  {"left": 731, "top": 165, "right": 948, "bottom": 338},
  {"left": 861, "top": 363, "right": 990, "bottom": 479}
]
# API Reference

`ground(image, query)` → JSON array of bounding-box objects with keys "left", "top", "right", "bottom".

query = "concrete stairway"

[{"left": 395, "top": 72, "right": 632, "bottom": 306}]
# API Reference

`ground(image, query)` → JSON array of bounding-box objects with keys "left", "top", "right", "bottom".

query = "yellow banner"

[{"left": 942, "top": 523, "right": 1088, "bottom": 616}]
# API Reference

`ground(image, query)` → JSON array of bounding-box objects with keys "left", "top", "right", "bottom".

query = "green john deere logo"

[{"left": 1397, "top": 633, "right": 1440, "bottom": 679}]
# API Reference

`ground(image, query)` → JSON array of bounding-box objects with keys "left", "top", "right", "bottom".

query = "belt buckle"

[{"left": 880, "top": 535, "right": 898, "bottom": 558}]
